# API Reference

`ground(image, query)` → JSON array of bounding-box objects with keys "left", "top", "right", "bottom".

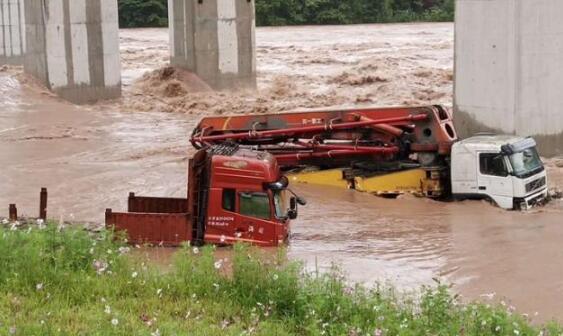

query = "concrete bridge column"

[
  {"left": 168, "top": 0, "right": 257, "bottom": 90},
  {"left": 23, "top": 0, "right": 121, "bottom": 104},
  {"left": 455, "top": 0, "right": 563, "bottom": 156},
  {"left": 0, "top": 0, "right": 26, "bottom": 65}
]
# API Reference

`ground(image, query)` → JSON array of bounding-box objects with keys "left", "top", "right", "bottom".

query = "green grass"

[{"left": 0, "top": 222, "right": 561, "bottom": 335}]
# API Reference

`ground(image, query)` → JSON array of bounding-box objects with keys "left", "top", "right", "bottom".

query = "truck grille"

[{"left": 526, "top": 176, "right": 546, "bottom": 193}]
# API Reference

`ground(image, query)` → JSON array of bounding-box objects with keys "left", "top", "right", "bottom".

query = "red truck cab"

[
  {"left": 203, "top": 148, "right": 292, "bottom": 245},
  {"left": 106, "top": 145, "right": 302, "bottom": 247}
]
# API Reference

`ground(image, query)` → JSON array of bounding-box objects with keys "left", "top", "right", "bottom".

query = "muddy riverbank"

[{"left": 2, "top": 23, "right": 563, "bottom": 323}]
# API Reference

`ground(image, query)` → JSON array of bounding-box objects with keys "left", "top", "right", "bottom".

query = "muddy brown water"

[{"left": 1, "top": 23, "right": 563, "bottom": 323}]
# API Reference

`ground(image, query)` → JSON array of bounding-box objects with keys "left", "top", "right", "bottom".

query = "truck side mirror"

[
  {"left": 287, "top": 197, "right": 298, "bottom": 220},
  {"left": 288, "top": 209, "right": 298, "bottom": 220}
]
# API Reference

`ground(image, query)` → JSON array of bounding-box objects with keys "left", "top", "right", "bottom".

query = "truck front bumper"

[{"left": 514, "top": 188, "right": 548, "bottom": 210}]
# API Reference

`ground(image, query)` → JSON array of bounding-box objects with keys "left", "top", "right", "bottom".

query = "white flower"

[
  {"left": 213, "top": 283, "right": 220, "bottom": 290},
  {"left": 374, "top": 329, "right": 383, "bottom": 336},
  {"left": 9, "top": 326, "right": 16, "bottom": 335},
  {"left": 118, "top": 247, "right": 131, "bottom": 255},
  {"left": 272, "top": 274, "right": 279, "bottom": 281},
  {"left": 107, "top": 249, "right": 113, "bottom": 255},
  {"left": 214, "top": 261, "right": 223, "bottom": 270},
  {"left": 93, "top": 260, "right": 108, "bottom": 275},
  {"left": 151, "top": 329, "right": 161, "bottom": 336},
  {"left": 235, "top": 232, "right": 242, "bottom": 238},
  {"left": 514, "top": 330, "right": 520, "bottom": 335},
  {"left": 36, "top": 283, "right": 44, "bottom": 291},
  {"left": 481, "top": 320, "right": 487, "bottom": 326},
  {"left": 1, "top": 218, "right": 8, "bottom": 225},
  {"left": 192, "top": 247, "right": 199, "bottom": 254},
  {"left": 157, "top": 289, "right": 163, "bottom": 296},
  {"left": 104, "top": 305, "right": 111, "bottom": 314},
  {"left": 220, "top": 235, "right": 226, "bottom": 243},
  {"left": 495, "top": 326, "right": 501, "bottom": 332},
  {"left": 132, "top": 272, "right": 138, "bottom": 278},
  {"left": 111, "top": 318, "right": 119, "bottom": 326}
]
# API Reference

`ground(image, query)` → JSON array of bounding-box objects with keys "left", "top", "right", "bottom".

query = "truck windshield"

[
  {"left": 508, "top": 147, "right": 543, "bottom": 178},
  {"left": 273, "top": 190, "right": 288, "bottom": 219}
]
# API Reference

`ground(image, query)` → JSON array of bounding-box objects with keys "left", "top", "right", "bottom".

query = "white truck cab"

[{"left": 451, "top": 135, "right": 548, "bottom": 210}]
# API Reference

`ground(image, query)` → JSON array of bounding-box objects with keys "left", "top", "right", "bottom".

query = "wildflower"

[
  {"left": 151, "top": 329, "right": 161, "bottom": 336},
  {"left": 89, "top": 248, "right": 95, "bottom": 255},
  {"left": 481, "top": 320, "right": 487, "bottom": 326},
  {"left": 118, "top": 247, "right": 131, "bottom": 255},
  {"left": 157, "top": 289, "right": 163, "bottom": 296},
  {"left": 272, "top": 273, "right": 279, "bottom": 281},
  {"left": 9, "top": 327, "right": 16, "bottom": 335},
  {"left": 213, "top": 283, "right": 220, "bottom": 290},
  {"left": 1, "top": 218, "right": 8, "bottom": 225},
  {"left": 132, "top": 271, "right": 138, "bottom": 278},
  {"left": 107, "top": 249, "right": 113, "bottom": 255},
  {"left": 514, "top": 330, "right": 520, "bottom": 335},
  {"left": 495, "top": 326, "right": 502, "bottom": 332},
  {"left": 221, "top": 319, "right": 230, "bottom": 330},
  {"left": 192, "top": 247, "right": 199, "bottom": 254},
  {"left": 235, "top": 232, "right": 242, "bottom": 238},
  {"left": 36, "top": 219, "right": 45, "bottom": 229},
  {"left": 105, "top": 305, "right": 111, "bottom": 314},
  {"left": 111, "top": 318, "right": 119, "bottom": 326},
  {"left": 214, "top": 260, "right": 223, "bottom": 270},
  {"left": 374, "top": 329, "right": 383, "bottom": 336},
  {"left": 36, "top": 283, "right": 44, "bottom": 291},
  {"left": 93, "top": 260, "right": 108, "bottom": 275},
  {"left": 220, "top": 235, "right": 226, "bottom": 243}
]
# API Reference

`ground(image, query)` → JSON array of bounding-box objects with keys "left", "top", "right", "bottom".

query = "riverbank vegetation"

[
  {"left": 0, "top": 222, "right": 560, "bottom": 335},
  {"left": 117, "top": 0, "right": 454, "bottom": 28}
]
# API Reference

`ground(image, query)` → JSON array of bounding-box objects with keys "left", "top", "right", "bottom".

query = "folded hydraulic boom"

[{"left": 191, "top": 105, "right": 458, "bottom": 197}]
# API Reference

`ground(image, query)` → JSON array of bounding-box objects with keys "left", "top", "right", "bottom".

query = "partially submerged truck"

[
  {"left": 106, "top": 145, "right": 305, "bottom": 247},
  {"left": 192, "top": 105, "right": 548, "bottom": 210}
]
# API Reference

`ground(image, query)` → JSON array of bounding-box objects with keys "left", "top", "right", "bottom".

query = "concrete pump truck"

[{"left": 107, "top": 105, "right": 547, "bottom": 247}]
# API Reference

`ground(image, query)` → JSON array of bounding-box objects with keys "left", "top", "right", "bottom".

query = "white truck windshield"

[{"left": 508, "top": 147, "right": 543, "bottom": 178}]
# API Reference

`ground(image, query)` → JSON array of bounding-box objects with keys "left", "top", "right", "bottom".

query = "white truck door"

[{"left": 477, "top": 152, "right": 514, "bottom": 208}]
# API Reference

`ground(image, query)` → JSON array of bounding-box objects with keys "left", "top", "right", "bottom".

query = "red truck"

[{"left": 106, "top": 144, "right": 305, "bottom": 247}]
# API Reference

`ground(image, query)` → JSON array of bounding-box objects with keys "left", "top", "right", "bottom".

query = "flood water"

[{"left": 1, "top": 23, "right": 563, "bottom": 323}]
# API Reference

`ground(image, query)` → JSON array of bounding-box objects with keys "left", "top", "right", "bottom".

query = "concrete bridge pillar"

[
  {"left": 0, "top": 0, "right": 26, "bottom": 65},
  {"left": 23, "top": 0, "right": 121, "bottom": 104},
  {"left": 168, "top": 0, "right": 257, "bottom": 90},
  {"left": 455, "top": 0, "right": 563, "bottom": 156}
]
